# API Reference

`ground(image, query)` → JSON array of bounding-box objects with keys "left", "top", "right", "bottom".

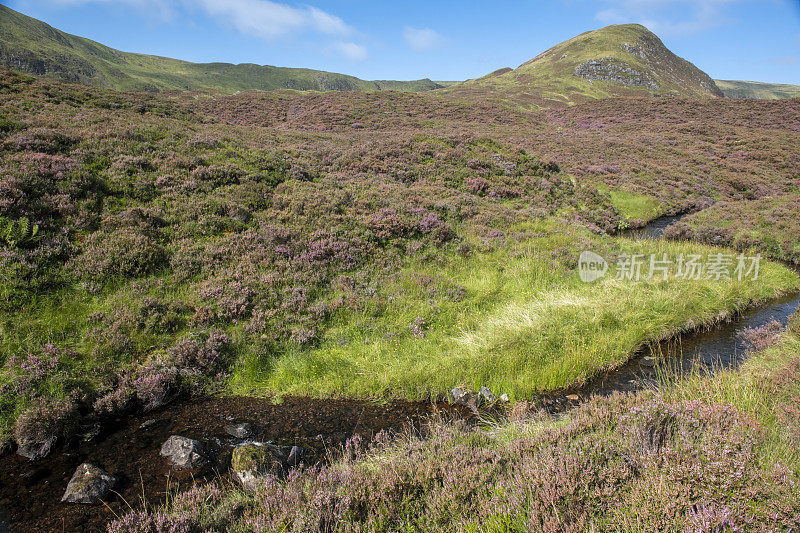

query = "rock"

[
  {"left": 160, "top": 435, "right": 208, "bottom": 469},
  {"left": 139, "top": 419, "right": 157, "bottom": 430},
  {"left": 640, "top": 356, "right": 657, "bottom": 368},
  {"left": 224, "top": 422, "right": 254, "bottom": 440},
  {"left": 231, "top": 444, "right": 286, "bottom": 491},
  {"left": 479, "top": 387, "right": 497, "bottom": 404},
  {"left": 16, "top": 435, "right": 56, "bottom": 461},
  {"left": 287, "top": 445, "right": 305, "bottom": 468},
  {"left": 499, "top": 393, "right": 509, "bottom": 403},
  {"left": 451, "top": 387, "right": 480, "bottom": 410},
  {"left": 61, "top": 463, "right": 117, "bottom": 504}
]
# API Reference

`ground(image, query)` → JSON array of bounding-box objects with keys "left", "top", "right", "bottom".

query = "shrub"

[
  {"left": 13, "top": 398, "right": 79, "bottom": 460},
  {"left": 72, "top": 228, "right": 168, "bottom": 291},
  {"left": 12, "top": 128, "right": 79, "bottom": 154}
]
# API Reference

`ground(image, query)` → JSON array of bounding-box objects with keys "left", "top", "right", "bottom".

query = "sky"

[{"left": 3, "top": 0, "right": 800, "bottom": 84}]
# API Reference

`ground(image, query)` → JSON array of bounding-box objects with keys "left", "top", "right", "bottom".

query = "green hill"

[
  {"left": 0, "top": 4, "right": 441, "bottom": 93},
  {"left": 446, "top": 24, "right": 723, "bottom": 108},
  {"left": 715, "top": 79, "right": 800, "bottom": 99}
]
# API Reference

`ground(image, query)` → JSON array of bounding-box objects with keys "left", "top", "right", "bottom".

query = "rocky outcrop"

[
  {"left": 574, "top": 59, "right": 659, "bottom": 90},
  {"left": 61, "top": 463, "right": 117, "bottom": 504}
]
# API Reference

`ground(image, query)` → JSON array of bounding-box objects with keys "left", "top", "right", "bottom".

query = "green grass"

[
  {"left": 659, "top": 315, "right": 800, "bottom": 468},
  {"left": 715, "top": 80, "right": 800, "bottom": 100},
  {"left": 231, "top": 223, "right": 799, "bottom": 401},
  {"left": 605, "top": 188, "right": 663, "bottom": 221}
]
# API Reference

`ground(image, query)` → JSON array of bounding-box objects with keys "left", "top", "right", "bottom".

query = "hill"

[
  {"left": 0, "top": 4, "right": 441, "bottom": 93},
  {"left": 447, "top": 24, "right": 722, "bottom": 108},
  {"left": 715, "top": 79, "right": 800, "bottom": 99}
]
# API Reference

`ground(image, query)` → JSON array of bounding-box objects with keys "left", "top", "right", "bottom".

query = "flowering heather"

[
  {"left": 738, "top": 319, "right": 785, "bottom": 353},
  {"left": 665, "top": 194, "right": 800, "bottom": 265},
  {"left": 0, "top": 66, "right": 798, "bottom": 463},
  {"left": 107, "top": 391, "right": 800, "bottom": 532}
]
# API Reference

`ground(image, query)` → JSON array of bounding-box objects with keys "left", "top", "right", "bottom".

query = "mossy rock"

[{"left": 231, "top": 443, "right": 288, "bottom": 491}]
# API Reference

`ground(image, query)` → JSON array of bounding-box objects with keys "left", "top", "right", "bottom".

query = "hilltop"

[
  {"left": 0, "top": 4, "right": 441, "bottom": 93},
  {"left": 447, "top": 24, "right": 723, "bottom": 107}
]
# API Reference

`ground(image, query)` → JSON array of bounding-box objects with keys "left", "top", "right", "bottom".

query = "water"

[
  {"left": 580, "top": 212, "right": 800, "bottom": 396},
  {"left": 625, "top": 213, "right": 685, "bottom": 240},
  {"left": 1, "top": 213, "right": 798, "bottom": 531},
  {"left": 587, "top": 290, "right": 800, "bottom": 396}
]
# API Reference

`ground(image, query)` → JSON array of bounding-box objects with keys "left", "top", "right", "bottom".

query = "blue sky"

[{"left": 4, "top": 0, "right": 800, "bottom": 84}]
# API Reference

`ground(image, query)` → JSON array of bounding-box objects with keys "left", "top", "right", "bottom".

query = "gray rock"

[
  {"left": 287, "top": 445, "right": 305, "bottom": 468},
  {"left": 231, "top": 443, "right": 286, "bottom": 491},
  {"left": 225, "top": 422, "right": 254, "bottom": 440},
  {"left": 160, "top": 435, "right": 208, "bottom": 469},
  {"left": 451, "top": 387, "right": 480, "bottom": 411},
  {"left": 61, "top": 463, "right": 117, "bottom": 504},
  {"left": 479, "top": 387, "right": 497, "bottom": 404},
  {"left": 16, "top": 435, "right": 56, "bottom": 461}
]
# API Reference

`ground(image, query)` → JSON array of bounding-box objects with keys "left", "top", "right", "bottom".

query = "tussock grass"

[{"left": 235, "top": 231, "right": 799, "bottom": 400}]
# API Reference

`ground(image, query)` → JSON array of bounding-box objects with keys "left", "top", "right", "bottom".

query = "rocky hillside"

[
  {"left": 447, "top": 24, "right": 723, "bottom": 108},
  {"left": 0, "top": 4, "right": 441, "bottom": 93}
]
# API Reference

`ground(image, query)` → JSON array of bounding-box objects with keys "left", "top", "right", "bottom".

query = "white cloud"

[
  {"left": 332, "top": 41, "right": 368, "bottom": 61},
  {"left": 194, "top": 0, "right": 352, "bottom": 40},
  {"left": 594, "top": 0, "right": 743, "bottom": 35},
  {"left": 27, "top": 0, "right": 355, "bottom": 40},
  {"left": 403, "top": 27, "right": 443, "bottom": 52}
]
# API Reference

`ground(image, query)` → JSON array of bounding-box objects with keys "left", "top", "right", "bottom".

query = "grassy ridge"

[
  {"left": 716, "top": 80, "right": 800, "bottom": 100},
  {"left": 0, "top": 5, "right": 441, "bottom": 93}
]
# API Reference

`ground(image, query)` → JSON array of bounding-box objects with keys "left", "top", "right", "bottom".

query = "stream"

[{"left": 1, "top": 214, "right": 798, "bottom": 532}]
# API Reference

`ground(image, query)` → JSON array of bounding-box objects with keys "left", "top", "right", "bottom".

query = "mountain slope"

[
  {"left": 0, "top": 4, "right": 441, "bottom": 93},
  {"left": 715, "top": 80, "right": 800, "bottom": 99},
  {"left": 447, "top": 24, "right": 722, "bottom": 108}
]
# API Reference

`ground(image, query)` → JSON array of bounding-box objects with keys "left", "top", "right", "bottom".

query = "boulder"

[
  {"left": 231, "top": 443, "right": 286, "bottom": 491},
  {"left": 287, "top": 445, "right": 305, "bottom": 468},
  {"left": 61, "top": 463, "right": 117, "bottom": 504},
  {"left": 224, "top": 422, "right": 254, "bottom": 440},
  {"left": 16, "top": 435, "right": 56, "bottom": 461},
  {"left": 160, "top": 435, "right": 208, "bottom": 469},
  {"left": 451, "top": 387, "right": 480, "bottom": 411}
]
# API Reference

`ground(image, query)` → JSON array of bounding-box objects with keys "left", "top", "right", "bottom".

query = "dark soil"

[{"left": 0, "top": 396, "right": 467, "bottom": 532}]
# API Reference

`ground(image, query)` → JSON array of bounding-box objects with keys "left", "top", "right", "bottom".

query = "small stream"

[{"left": 1, "top": 214, "right": 798, "bottom": 532}]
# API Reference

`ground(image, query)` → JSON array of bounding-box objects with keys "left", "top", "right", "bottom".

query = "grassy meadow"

[{"left": 0, "top": 63, "right": 799, "bottom": 531}]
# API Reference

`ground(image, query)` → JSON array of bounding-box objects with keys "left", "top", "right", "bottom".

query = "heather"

[
  {"left": 664, "top": 194, "right": 800, "bottom": 265},
  {"left": 107, "top": 324, "right": 800, "bottom": 532},
  {"left": 1, "top": 67, "right": 799, "bottom": 454}
]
